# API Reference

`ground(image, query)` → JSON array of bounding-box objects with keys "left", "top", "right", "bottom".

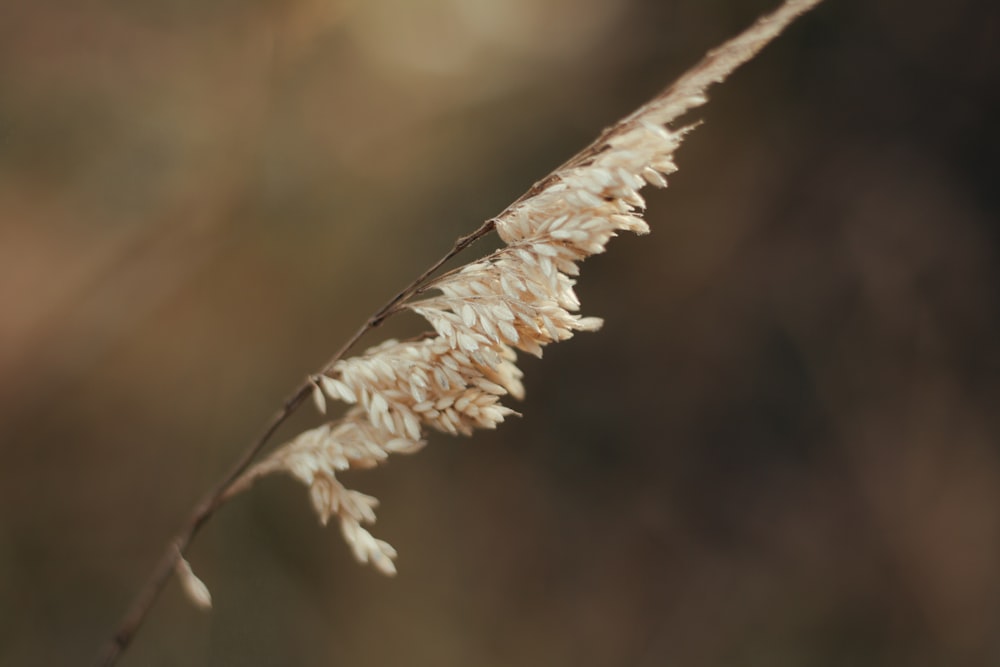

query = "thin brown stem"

[
  {"left": 95, "top": 384, "right": 309, "bottom": 666},
  {"left": 96, "top": 220, "right": 497, "bottom": 667}
]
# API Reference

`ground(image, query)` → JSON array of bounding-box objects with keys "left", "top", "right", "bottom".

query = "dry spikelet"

[
  {"left": 231, "top": 0, "right": 823, "bottom": 576},
  {"left": 175, "top": 552, "right": 212, "bottom": 611}
]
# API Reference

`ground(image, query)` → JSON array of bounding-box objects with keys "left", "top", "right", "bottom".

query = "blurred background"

[{"left": 2, "top": 0, "right": 999, "bottom": 665}]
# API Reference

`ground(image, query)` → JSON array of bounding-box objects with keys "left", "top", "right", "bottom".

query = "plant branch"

[
  {"left": 96, "top": 219, "right": 496, "bottom": 667},
  {"left": 97, "top": 0, "right": 822, "bottom": 662}
]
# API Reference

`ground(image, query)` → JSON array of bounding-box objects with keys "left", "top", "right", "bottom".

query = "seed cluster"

[
  {"left": 241, "top": 0, "right": 823, "bottom": 574},
  {"left": 259, "top": 121, "right": 686, "bottom": 574}
]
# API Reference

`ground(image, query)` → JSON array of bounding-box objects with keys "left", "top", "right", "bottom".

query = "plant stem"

[
  {"left": 96, "top": 219, "right": 496, "bottom": 666},
  {"left": 97, "top": 0, "right": 822, "bottom": 659},
  {"left": 95, "top": 385, "right": 310, "bottom": 666}
]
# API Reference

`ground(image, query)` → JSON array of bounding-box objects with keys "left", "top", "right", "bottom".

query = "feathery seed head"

[{"left": 230, "top": 0, "right": 824, "bottom": 575}]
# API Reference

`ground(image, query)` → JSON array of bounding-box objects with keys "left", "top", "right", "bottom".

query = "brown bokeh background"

[{"left": 2, "top": 0, "right": 999, "bottom": 665}]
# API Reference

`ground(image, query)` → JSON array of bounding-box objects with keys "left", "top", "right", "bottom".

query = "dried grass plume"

[
  {"left": 231, "top": 0, "right": 825, "bottom": 576},
  {"left": 99, "top": 1, "right": 824, "bottom": 663}
]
